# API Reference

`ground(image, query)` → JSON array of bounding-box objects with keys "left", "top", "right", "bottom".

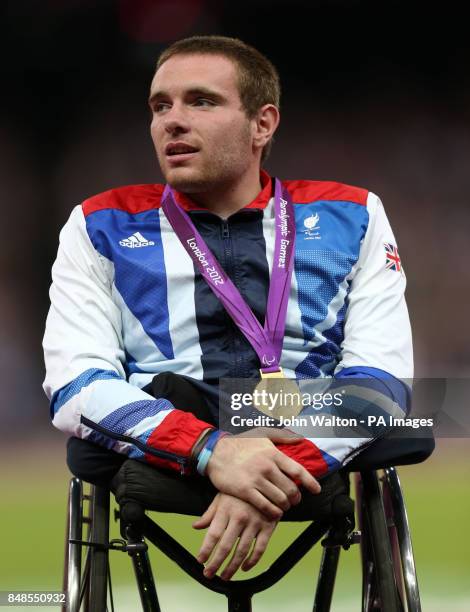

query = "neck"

[{"left": 184, "top": 166, "right": 263, "bottom": 219}]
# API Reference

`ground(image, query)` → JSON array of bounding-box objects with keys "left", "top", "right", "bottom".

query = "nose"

[{"left": 163, "top": 103, "right": 190, "bottom": 136}]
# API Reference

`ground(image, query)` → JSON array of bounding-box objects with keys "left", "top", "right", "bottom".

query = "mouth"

[{"left": 165, "top": 142, "right": 200, "bottom": 163}]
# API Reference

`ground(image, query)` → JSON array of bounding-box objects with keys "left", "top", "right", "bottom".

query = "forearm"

[
  {"left": 49, "top": 369, "right": 216, "bottom": 474},
  {"left": 275, "top": 369, "right": 410, "bottom": 477}
]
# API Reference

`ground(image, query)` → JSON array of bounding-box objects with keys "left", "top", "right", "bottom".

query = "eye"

[
  {"left": 193, "top": 98, "right": 215, "bottom": 107},
  {"left": 153, "top": 102, "right": 171, "bottom": 113}
]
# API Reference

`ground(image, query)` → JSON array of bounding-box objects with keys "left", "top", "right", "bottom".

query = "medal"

[
  {"left": 162, "top": 178, "right": 302, "bottom": 421},
  {"left": 253, "top": 368, "right": 303, "bottom": 420}
]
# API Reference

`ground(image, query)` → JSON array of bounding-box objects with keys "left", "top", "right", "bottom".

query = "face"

[{"left": 149, "top": 53, "right": 256, "bottom": 193}]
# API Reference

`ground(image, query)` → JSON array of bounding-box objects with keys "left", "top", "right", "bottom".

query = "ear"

[{"left": 252, "top": 104, "right": 280, "bottom": 151}]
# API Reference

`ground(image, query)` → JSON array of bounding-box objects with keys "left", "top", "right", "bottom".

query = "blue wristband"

[
  {"left": 196, "top": 447, "right": 213, "bottom": 476},
  {"left": 205, "top": 430, "right": 224, "bottom": 452},
  {"left": 196, "top": 430, "right": 229, "bottom": 476}
]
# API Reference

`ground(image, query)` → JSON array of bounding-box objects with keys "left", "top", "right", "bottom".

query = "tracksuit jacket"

[{"left": 43, "top": 170, "right": 413, "bottom": 477}]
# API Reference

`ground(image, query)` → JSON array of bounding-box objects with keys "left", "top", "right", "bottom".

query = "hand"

[
  {"left": 192, "top": 492, "right": 279, "bottom": 580},
  {"left": 206, "top": 428, "right": 321, "bottom": 520}
]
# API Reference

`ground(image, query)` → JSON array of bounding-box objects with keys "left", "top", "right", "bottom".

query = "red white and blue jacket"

[{"left": 43, "top": 171, "right": 413, "bottom": 477}]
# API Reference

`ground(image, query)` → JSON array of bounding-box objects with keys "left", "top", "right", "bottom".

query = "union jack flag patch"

[{"left": 384, "top": 243, "right": 402, "bottom": 272}]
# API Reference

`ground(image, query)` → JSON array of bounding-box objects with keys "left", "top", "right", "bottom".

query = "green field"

[{"left": 1, "top": 436, "right": 469, "bottom": 610}]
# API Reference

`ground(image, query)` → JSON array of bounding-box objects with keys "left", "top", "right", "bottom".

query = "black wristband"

[{"left": 189, "top": 428, "right": 214, "bottom": 471}]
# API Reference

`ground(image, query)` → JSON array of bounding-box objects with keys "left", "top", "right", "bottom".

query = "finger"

[
  {"left": 197, "top": 513, "right": 228, "bottom": 564},
  {"left": 203, "top": 520, "right": 242, "bottom": 579},
  {"left": 192, "top": 498, "right": 218, "bottom": 529},
  {"left": 241, "top": 525, "right": 276, "bottom": 571},
  {"left": 263, "top": 428, "right": 303, "bottom": 444},
  {"left": 274, "top": 453, "right": 321, "bottom": 494},
  {"left": 220, "top": 527, "right": 257, "bottom": 581},
  {"left": 267, "top": 469, "right": 301, "bottom": 506},
  {"left": 239, "top": 427, "right": 302, "bottom": 443},
  {"left": 246, "top": 489, "right": 283, "bottom": 520},
  {"left": 256, "top": 478, "right": 292, "bottom": 512}
]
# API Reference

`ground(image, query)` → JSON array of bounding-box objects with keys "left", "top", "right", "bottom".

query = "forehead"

[{"left": 150, "top": 53, "right": 240, "bottom": 98}]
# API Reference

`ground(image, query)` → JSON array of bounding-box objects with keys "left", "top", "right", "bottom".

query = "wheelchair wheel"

[
  {"left": 63, "top": 479, "right": 110, "bottom": 612},
  {"left": 63, "top": 478, "right": 83, "bottom": 611},
  {"left": 382, "top": 467, "right": 422, "bottom": 612},
  {"left": 356, "top": 469, "right": 422, "bottom": 612},
  {"left": 356, "top": 471, "right": 402, "bottom": 612}
]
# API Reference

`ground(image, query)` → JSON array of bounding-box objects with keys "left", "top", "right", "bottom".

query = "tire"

[
  {"left": 63, "top": 480, "right": 110, "bottom": 612},
  {"left": 356, "top": 472, "right": 402, "bottom": 612},
  {"left": 382, "top": 468, "right": 422, "bottom": 612},
  {"left": 63, "top": 479, "right": 84, "bottom": 612}
]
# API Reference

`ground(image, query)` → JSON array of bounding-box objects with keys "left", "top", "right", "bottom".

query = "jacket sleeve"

[
  {"left": 276, "top": 192, "right": 413, "bottom": 477},
  {"left": 43, "top": 205, "right": 214, "bottom": 474}
]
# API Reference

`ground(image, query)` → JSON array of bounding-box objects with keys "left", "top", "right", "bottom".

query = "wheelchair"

[{"left": 62, "top": 428, "right": 434, "bottom": 612}]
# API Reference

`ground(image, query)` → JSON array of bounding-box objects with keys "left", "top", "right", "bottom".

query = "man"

[{"left": 43, "top": 36, "right": 412, "bottom": 581}]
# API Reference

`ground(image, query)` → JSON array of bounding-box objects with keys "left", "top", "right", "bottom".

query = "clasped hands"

[{"left": 192, "top": 429, "right": 321, "bottom": 581}]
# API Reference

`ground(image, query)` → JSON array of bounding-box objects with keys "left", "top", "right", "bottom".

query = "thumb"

[
  {"left": 192, "top": 498, "right": 217, "bottom": 529},
  {"left": 261, "top": 427, "right": 303, "bottom": 444}
]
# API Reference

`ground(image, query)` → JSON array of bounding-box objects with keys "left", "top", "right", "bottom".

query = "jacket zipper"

[
  {"left": 221, "top": 220, "right": 230, "bottom": 241},
  {"left": 220, "top": 220, "right": 246, "bottom": 377},
  {"left": 81, "top": 416, "right": 188, "bottom": 475}
]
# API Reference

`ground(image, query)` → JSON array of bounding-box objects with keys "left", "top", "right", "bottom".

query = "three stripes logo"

[{"left": 119, "top": 232, "right": 155, "bottom": 248}]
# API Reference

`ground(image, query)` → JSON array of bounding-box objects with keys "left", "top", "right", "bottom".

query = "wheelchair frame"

[{"left": 63, "top": 466, "right": 421, "bottom": 612}]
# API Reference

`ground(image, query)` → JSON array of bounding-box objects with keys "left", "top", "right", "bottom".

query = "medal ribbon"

[{"left": 161, "top": 178, "right": 296, "bottom": 373}]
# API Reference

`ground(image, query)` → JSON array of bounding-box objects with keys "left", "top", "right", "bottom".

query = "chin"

[{"left": 164, "top": 168, "right": 210, "bottom": 194}]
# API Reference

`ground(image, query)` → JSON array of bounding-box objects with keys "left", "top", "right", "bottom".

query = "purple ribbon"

[{"left": 161, "top": 178, "right": 296, "bottom": 373}]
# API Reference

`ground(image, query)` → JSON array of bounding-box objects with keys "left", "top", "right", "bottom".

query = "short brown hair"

[{"left": 155, "top": 35, "right": 281, "bottom": 161}]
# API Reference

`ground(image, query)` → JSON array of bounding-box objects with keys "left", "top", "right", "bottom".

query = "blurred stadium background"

[{"left": 1, "top": 0, "right": 469, "bottom": 609}]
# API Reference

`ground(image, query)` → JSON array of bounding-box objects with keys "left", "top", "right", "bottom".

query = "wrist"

[
  {"left": 189, "top": 427, "right": 214, "bottom": 472},
  {"left": 197, "top": 430, "right": 230, "bottom": 476}
]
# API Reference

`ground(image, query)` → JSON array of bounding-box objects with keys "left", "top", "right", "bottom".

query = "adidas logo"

[{"left": 119, "top": 232, "right": 155, "bottom": 248}]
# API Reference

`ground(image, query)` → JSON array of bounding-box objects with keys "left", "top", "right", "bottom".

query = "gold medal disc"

[{"left": 253, "top": 367, "right": 303, "bottom": 421}]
